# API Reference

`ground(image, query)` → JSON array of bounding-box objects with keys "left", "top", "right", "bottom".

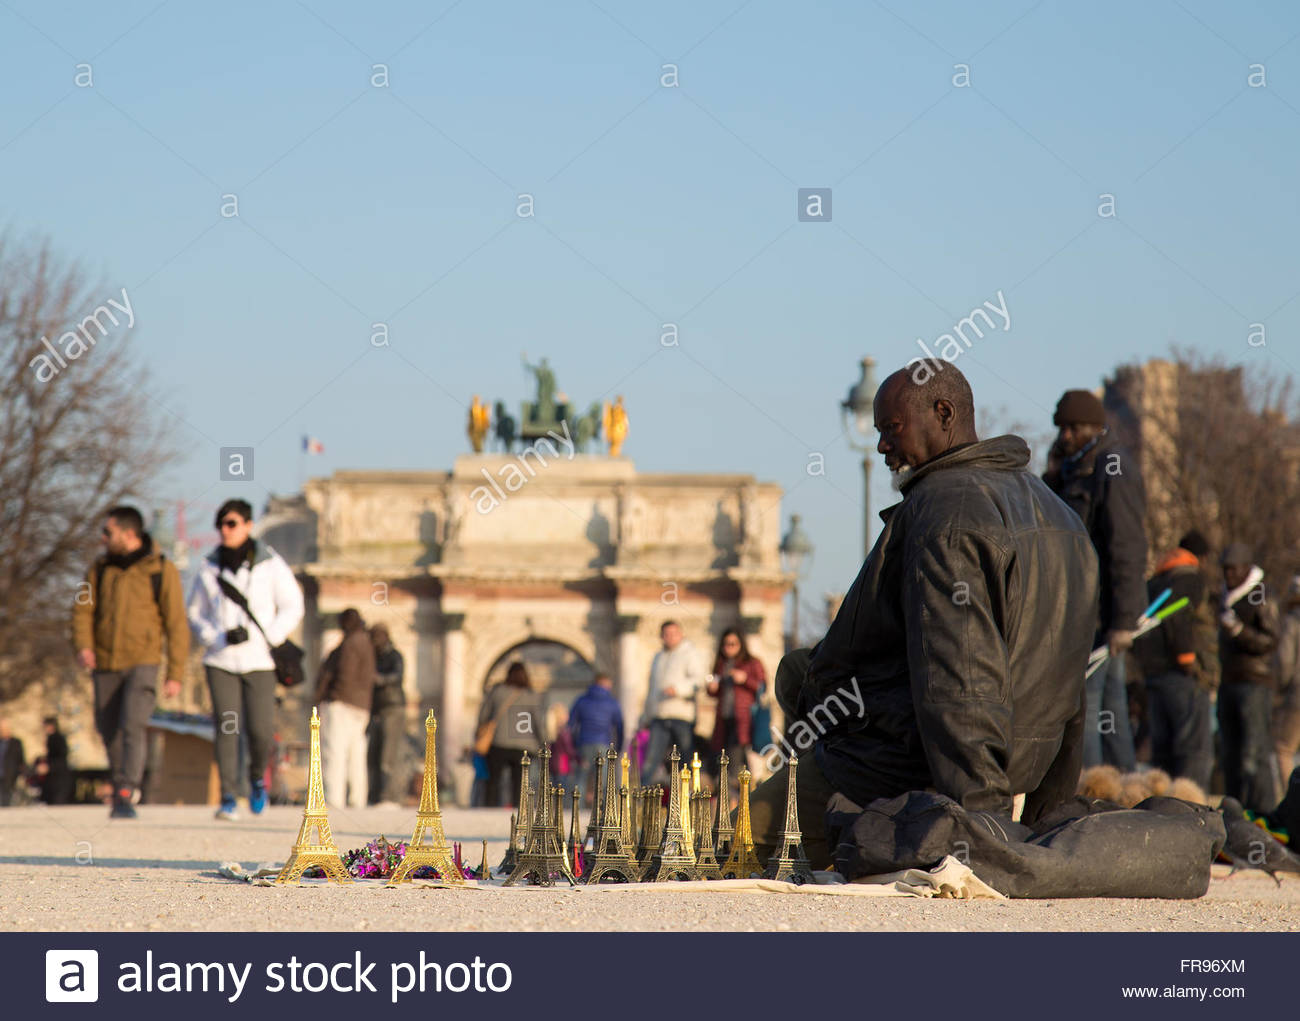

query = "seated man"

[{"left": 751, "top": 360, "right": 1099, "bottom": 865}]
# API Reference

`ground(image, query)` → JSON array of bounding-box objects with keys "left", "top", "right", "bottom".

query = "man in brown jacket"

[
  {"left": 316, "top": 608, "right": 375, "bottom": 807},
  {"left": 72, "top": 506, "right": 189, "bottom": 818}
]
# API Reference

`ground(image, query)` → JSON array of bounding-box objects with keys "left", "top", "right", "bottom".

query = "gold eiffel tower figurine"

[
  {"left": 644, "top": 746, "right": 698, "bottom": 881},
  {"left": 504, "top": 747, "right": 577, "bottom": 887},
  {"left": 693, "top": 787, "right": 722, "bottom": 879},
  {"left": 714, "top": 750, "right": 735, "bottom": 860},
  {"left": 583, "top": 748, "right": 642, "bottom": 883},
  {"left": 764, "top": 755, "right": 814, "bottom": 885},
  {"left": 277, "top": 706, "right": 352, "bottom": 885},
  {"left": 620, "top": 753, "right": 633, "bottom": 847},
  {"left": 721, "top": 766, "right": 763, "bottom": 880},
  {"left": 388, "top": 711, "right": 464, "bottom": 886}
]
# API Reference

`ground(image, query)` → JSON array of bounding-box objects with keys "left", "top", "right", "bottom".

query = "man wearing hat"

[
  {"left": 1045, "top": 389, "right": 1148, "bottom": 772},
  {"left": 1134, "top": 531, "right": 1214, "bottom": 787},
  {"left": 1218, "top": 542, "right": 1280, "bottom": 813}
]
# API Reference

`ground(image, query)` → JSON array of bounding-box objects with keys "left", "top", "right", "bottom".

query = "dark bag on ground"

[
  {"left": 829, "top": 790, "right": 1226, "bottom": 899},
  {"left": 216, "top": 576, "right": 305, "bottom": 688}
]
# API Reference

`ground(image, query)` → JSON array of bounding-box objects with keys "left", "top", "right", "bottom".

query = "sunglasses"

[{"left": 219, "top": 518, "right": 245, "bottom": 529}]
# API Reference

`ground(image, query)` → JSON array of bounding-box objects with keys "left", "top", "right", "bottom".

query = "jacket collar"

[
  {"left": 206, "top": 540, "right": 273, "bottom": 571},
  {"left": 897, "top": 435, "right": 1031, "bottom": 495}
]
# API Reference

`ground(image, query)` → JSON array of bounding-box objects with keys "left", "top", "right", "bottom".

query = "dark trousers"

[
  {"left": 643, "top": 718, "right": 695, "bottom": 784},
  {"left": 486, "top": 745, "right": 525, "bottom": 807},
  {"left": 710, "top": 715, "right": 747, "bottom": 799},
  {"left": 1218, "top": 682, "right": 1279, "bottom": 814},
  {"left": 1146, "top": 671, "right": 1213, "bottom": 789},
  {"left": 367, "top": 706, "right": 409, "bottom": 804},
  {"left": 206, "top": 666, "right": 277, "bottom": 802},
  {"left": 93, "top": 665, "right": 159, "bottom": 791},
  {"left": 1083, "top": 654, "right": 1136, "bottom": 772}
]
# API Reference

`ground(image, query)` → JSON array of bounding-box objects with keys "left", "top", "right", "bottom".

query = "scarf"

[
  {"left": 217, "top": 539, "right": 255, "bottom": 573},
  {"left": 1223, "top": 565, "right": 1265, "bottom": 611}
]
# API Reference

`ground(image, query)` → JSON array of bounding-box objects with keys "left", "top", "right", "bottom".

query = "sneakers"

[
  {"left": 110, "top": 788, "right": 137, "bottom": 819},
  {"left": 249, "top": 781, "right": 267, "bottom": 816},
  {"left": 214, "top": 796, "right": 239, "bottom": 821}
]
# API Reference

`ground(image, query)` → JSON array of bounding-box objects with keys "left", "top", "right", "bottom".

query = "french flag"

[{"left": 302, "top": 435, "right": 324, "bottom": 455}]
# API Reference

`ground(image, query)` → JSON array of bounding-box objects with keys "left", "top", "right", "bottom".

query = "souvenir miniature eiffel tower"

[
  {"left": 568, "top": 786, "right": 583, "bottom": 876},
  {"left": 388, "top": 711, "right": 464, "bottom": 886},
  {"left": 620, "top": 753, "right": 633, "bottom": 847},
  {"left": 764, "top": 755, "right": 814, "bottom": 885},
  {"left": 583, "top": 752, "right": 603, "bottom": 850},
  {"left": 721, "top": 766, "right": 763, "bottom": 880},
  {"left": 644, "top": 746, "right": 698, "bottom": 881},
  {"left": 277, "top": 707, "right": 352, "bottom": 885},
  {"left": 641, "top": 785, "right": 666, "bottom": 865},
  {"left": 693, "top": 787, "right": 722, "bottom": 879},
  {"left": 679, "top": 762, "right": 694, "bottom": 849},
  {"left": 714, "top": 751, "right": 735, "bottom": 860},
  {"left": 478, "top": 838, "right": 491, "bottom": 881},
  {"left": 583, "top": 748, "right": 642, "bottom": 883},
  {"left": 504, "top": 747, "right": 577, "bottom": 886},
  {"left": 497, "top": 751, "right": 534, "bottom": 872}
]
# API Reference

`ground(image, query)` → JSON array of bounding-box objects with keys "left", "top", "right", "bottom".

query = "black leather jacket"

[{"left": 805, "top": 436, "right": 1100, "bottom": 822}]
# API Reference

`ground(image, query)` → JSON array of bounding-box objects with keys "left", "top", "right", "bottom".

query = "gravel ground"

[{"left": 2, "top": 804, "right": 1299, "bottom": 931}]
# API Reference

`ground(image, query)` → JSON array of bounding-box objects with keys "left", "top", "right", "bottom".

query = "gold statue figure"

[
  {"left": 388, "top": 711, "right": 464, "bottom": 886},
  {"left": 602, "top": 395, "right": 629, "bottom": 457},
  {"left": 468, "top": 394, "right": 491, "bottom": 453},
  {"left": 277, "top": 706, "right": 352, "bottom": 885}
]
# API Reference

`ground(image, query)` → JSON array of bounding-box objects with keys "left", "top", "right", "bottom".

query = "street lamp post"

[
  {"left": 779, "top": 513, "right": 814, "bottom": 650},
  {"left": 841, "top": 356, "right": 879, "bottom": 561}
]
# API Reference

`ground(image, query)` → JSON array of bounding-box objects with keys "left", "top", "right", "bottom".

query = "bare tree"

[
  {"left": 1108, "top": 350, "right": 1300, "bottom": 587},
  {"left": 0, "top": 236, "right": 174, "bottom": 701}
]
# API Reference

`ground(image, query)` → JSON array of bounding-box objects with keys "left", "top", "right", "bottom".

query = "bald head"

[{"left": 874, "top": 360, "right": 979, "bottom": 475}]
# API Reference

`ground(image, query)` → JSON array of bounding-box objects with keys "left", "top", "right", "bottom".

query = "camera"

[{"left": 225, "top": 626, "right": 249, "bottom": 646}]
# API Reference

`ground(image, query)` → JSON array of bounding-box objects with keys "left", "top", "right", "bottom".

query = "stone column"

[
  {"left": 440, "top": 613, "right": 468, "bottom": 800},
  {"left": 616, "top": 614, "right": 643, "bottom": 738}
]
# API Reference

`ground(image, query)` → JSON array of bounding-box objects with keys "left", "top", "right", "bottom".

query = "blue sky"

[{"left": 3, "top": 0, "right": 1299, "bottom": 634}]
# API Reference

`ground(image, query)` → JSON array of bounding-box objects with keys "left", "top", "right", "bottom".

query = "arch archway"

[{"left": 483, "top": 638, "right": 594, "bottom": 699}]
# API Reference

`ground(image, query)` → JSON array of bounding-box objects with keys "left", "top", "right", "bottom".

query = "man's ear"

[{"left": 934, "top": 398, "right": 955, "bottom": 431}]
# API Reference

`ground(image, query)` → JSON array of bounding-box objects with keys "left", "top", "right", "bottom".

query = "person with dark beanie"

[
  {"left": 1217, "top": 542, "right": 1280, "bottom": 814},
  {"left": 1134, "top": 530, "right": 1214, "bottom": 787},
  {"left": 188, "top": 499, "right": 304, "bottom": 820},
  {"left": 1044, "top": 389, "right": 1148, "bottom": 773}
]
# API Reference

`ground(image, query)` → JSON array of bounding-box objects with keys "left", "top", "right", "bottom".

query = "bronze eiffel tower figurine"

[
  {"left": 478, "top": 838, "right": 491, "bottom": 881},
  {"left": 504, "top": 747, "right": 577, "bottom": 886},
  {"left": 714, "top": 750, "right": 735, "bottom": 861},
  {"left": 644, "top": 746, "right": 698, "bottom": 881},
  {"left": 277, "top": 707, "right": 352, "bottom": 884},
  {"left": 638, "top": 785, "right": 665, "bottom": 866},
  {"left": 389, "top": 711, "right": 464, "bottom": 886},
  {"left": 497, "top": 751, "right": 534, "bottom": 872},
  {"left": 583, "top": 748, "right": 642, "bottom": 883},
  {"left": 764, "top": 755, "right": 814, "bottom": 885},
  {"left": 721, "top": 766, "right": 763, "bottom": 879},
  {"left": 582, "top": 751, "right": 602, "bottom": 850},
  {"left": 568, "top": 786, "right": 582, "bottom": 876},
  {"left": 693, "top": 787, "right": 722, "bottom": 879}
]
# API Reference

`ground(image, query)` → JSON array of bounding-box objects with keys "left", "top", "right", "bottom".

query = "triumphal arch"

[{"left": 298, "top": 453, "right": 791, "bottom": 802}]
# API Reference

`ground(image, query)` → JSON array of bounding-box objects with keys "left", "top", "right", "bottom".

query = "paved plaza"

[{"left": 2, "top": 804, "right": 1299, "bottom": 932}]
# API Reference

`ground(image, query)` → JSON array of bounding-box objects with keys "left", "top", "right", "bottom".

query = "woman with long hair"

[
  {"left": 706, "top": 628, "right": 766, "bottom": 781},
  {"left": 477, "top": 660, "right": 543, "bottom": 807}
]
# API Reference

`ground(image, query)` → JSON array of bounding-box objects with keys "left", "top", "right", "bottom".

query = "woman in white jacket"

[{"left": 187, "top": 499, "right": 304, "bottom": 820}]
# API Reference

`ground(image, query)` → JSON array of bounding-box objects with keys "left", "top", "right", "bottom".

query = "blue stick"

[{"left": 1142, "top": 587, "right": 1172, "bottom": 621}]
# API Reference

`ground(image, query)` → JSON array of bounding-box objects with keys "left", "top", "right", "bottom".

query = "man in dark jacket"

[
  {"left": 316, "top": 608, "right": 376, "bottom": 807},
  {"left": 1134, "top": 531, "right": 1213, "bottom": 787},
  {"left": 567, "top": 674, "right": 624, "bottom": 804},
  {"left": 1218, "top": 543, "right": 1280, "bottom": 813},
  {"left": 1043, "top": 389, "right": 1147, "bottom": 772},
  {"left": 0, "top": 718, "right": 25, "bottom": 806},
  {"left": 752, "top": 360, "right": 1099, "bottom": 866},
  {"left": 367, "top": 624, "right": 408, "bottom": 805}
]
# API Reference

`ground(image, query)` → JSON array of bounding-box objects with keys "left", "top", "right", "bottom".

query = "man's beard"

[{"left": 889, "top": 465, "right": 911, "bottom": 492}]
